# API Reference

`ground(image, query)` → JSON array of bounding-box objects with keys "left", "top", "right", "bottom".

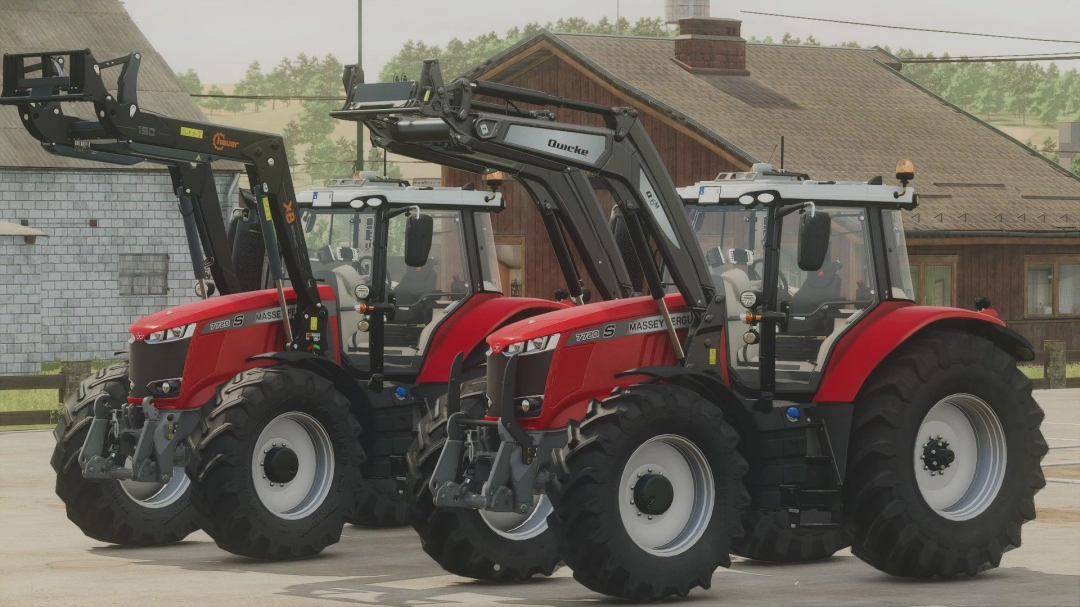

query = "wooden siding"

[
  {"left": 908, "top": 241, "right": 1080, "bottom": 351},
  {"left": 443, "top": 55, "right": 740, "bottom": 301}
]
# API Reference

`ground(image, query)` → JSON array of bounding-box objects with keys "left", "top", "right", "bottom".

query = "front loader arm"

[
  {"left": 356, "top": 117, "right": 633, "bottom": 300},
  {"left": 0, "top": 49, "right": 327, "bottom": 355},
  {"left": 334, "top": 59, "right": 721, "bottom": 360}
]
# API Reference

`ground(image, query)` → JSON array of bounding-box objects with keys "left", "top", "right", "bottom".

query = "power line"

[
  {"left": 740, "top": 11, "right": 1080, "bottom": 44},
  {"left": 191, "top": 93, "right": 346, "bottom": 101},
  {"left": 905, "top": 55, "right": 1080, "bottom": 64}
]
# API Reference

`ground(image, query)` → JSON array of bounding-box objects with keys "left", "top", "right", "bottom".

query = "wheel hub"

[
  {"left": 263, "top": 446, "right": 300, "bottom": 484},
  {"left": 633, "top": 474, "right": 674, "bottom": 515},
  {"left": 921, "top": 435, "right": 955, "bottom": 476}
]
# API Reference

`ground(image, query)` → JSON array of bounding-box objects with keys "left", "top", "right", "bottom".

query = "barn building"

[
  {"left": 445, "top": 17, "right": 1080, "bottom": 357},
  {"left": 0, "top": 0, "right": 239, "bottom": 374}
]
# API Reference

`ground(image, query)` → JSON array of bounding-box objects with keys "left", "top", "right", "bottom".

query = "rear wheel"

[
  {"left": 186, "top": 366, "right": 364, "bottom": 559},
  {"left": 406, "top": 381, "right": 560, "bottom": 581},
  {"left": 843, "top": 330, "right": 1046, "bottom": 578},
  {"left": 547, "top": 385, "right": 748, "bottom": 600},
  {"left": 348, "top": 478, "right": 409, "bottom": 527},
  {"left": 731, "top": 510, "right": 848, "bottom": 563},
  {"left": 52, "top": 362, "right": 199, "bottom": 546}
]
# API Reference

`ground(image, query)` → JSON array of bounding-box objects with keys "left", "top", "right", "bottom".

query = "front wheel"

[
  {"left": 843, "top": 330, "right": 1046, "bottom": 578},
  {"left": 406, "top": 384, "right": 560, "bottom": 581},
  {"left": 547, "top": 385, "right": 748, "bottom": 601},
  {"left": 186, "top": 366, "right": 365, "bottom": 559},
  {"left": 52, "top": 362, "right": 199, "bottom": 546}
]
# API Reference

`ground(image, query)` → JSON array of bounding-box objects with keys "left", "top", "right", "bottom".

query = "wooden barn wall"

[
  {"left": 443, "top": 55, "right": 740, "bottom": 301},
  {"left": 908, "top": 241, "right": 1080, "bottom": 352}
]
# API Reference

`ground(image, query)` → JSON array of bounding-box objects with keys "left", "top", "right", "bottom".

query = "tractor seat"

[
  {"left": 787, "top": 261, "right": 843, "bottom": 335},
  {"left": 393, "top": 259, "right": 438, "bottom": 325}
]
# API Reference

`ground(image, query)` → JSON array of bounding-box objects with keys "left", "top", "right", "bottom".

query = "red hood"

[
  {"left": 128, "top": 285, "right": 336, "bottom": 338},
  {"left": 487, "top": 293, "right": 688, "bottom": 352}
]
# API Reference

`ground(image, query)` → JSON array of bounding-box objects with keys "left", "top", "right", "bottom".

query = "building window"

[
  {"left": 1026, "top": 256, "right": 1080, "bottom": 317},
  {"left": 908, "top": 255, "right": 957, "bottom": 307},
  {"left": 119, "top": 254, "right": 169, "bottom": 296}
]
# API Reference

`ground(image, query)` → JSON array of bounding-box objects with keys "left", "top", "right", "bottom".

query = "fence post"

[
  {"left": 59, "top": 360, "right": 92, "bottom": 403},
  {"left": 1044, "top": 340, "right": 1066, "bottom": 390}
]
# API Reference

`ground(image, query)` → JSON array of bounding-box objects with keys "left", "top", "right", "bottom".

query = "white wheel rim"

[
  {"left": 914, "top": 394, "right": 1007, "bottom": 521},
  {"left": 120, "top": 465, "right": 190, "bottom": 509},
  {"left": 251, "top": 412, "right": 335, "bottom": 520},
  {"left": 618, "top": 434, "right": 714, "bottom": 557},
  {"left": 479, "top": 494, "right": 553, "bottom": 540}
]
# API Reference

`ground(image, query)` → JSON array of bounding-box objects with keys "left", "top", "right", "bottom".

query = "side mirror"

[
  {"left": 303, "top": 212, "right": 316, "bottom": 232},
  {"left": 404, "top": 214, "right": 433, "bottom": 267},
  {"left": 797, "top": 211, "right": 831, "bottom": 271}
]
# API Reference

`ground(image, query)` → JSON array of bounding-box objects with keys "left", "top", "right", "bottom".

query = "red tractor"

[
  {"left": 347, "top": 62, "right": 1047, "bottom": 600},
  {"left": 1, "top": 50, "right": 637, "bottom": 558}
]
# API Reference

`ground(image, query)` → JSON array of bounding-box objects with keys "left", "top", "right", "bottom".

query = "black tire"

[
  {"left": 186, "top": 366, "right": 365, "bottom": 559},
  {"left": 406, "top": 380, "right": 561, "bottom": 581},
  {"left": 348, "top": 478, "right": 409, "bottom": 527},
  {"left": 51, "top": 362, "right": 199, "bottom": 546},
  {"left": 731, "top": 510, "right": 848, "bottom": 562},
  {"left": 547, "top": 385, "right": 749, "bottom": 600},
  {"left": 843, "top": 330, "right": 1047, "bottom": 579}
]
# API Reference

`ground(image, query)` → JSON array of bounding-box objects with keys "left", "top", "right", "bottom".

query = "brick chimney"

[{"left": 672, "top": 17, "right": 749, "bottom": 76}]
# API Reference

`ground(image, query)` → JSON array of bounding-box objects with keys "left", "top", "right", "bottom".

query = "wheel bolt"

[{"left": 648, "top": 515, "right": 654, "bottom": 520}]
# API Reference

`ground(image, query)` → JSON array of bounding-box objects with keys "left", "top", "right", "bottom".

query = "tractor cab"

[
  {"left": 678, "top": 163, "right": 916, "bottom": 393},
  {"left": 294, "top": 177, "right": 504, "bottom": 375}
]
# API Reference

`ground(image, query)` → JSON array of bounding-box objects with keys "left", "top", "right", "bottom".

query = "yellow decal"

[
  {"left": 310, "top": 317, "right": 318, "bottom": 331},
  {"left": 180, "top": 126, "right": 204, "bottom": 139},
  {"left": 261, "top": 197, "right": 273, "bottom": 221},
  {"left": 424, "top": 89, "right": 432, "bottom": 102},
  {"left": 195, "top": 154, "right": 202, "bottom": 161},
  {"left": 709, "top": 348, "right": 717, "bottom": 366}
]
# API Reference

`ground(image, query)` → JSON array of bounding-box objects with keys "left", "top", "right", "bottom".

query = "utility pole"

[{"left": 355, "top": 0, "right": 364, "bottom": 176}]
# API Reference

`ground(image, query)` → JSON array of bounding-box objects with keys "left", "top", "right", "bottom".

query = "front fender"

[{"left": 815, "top": 301, "right": 1032, "bottom": 403}]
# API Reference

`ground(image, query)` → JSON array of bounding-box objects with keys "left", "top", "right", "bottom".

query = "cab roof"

[
  {"left": 295, "top": 181, "right": 505, "bottom": 210},
  {"left": 678, "top": 163, "right": 916, "bottom": 208}
]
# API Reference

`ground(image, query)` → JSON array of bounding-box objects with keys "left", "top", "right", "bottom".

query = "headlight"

[
  {"left": 503, "top": 333, "right": 560, "bottom": 356},
  {"left": 145, "top": 322, "right": 196, "bottom": 344}
]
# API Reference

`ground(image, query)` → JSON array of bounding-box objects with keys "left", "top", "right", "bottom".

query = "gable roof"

[
  {"left": 469, "top": 31, "right": 1080, "bottom": 234},
  {"left": 0, "top": 0, "right": 212, "bottom": 170}
]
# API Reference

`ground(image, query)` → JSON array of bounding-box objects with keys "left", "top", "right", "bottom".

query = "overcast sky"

[{"left": 123, "top": 0, "right": 1076, "bottom": 83}]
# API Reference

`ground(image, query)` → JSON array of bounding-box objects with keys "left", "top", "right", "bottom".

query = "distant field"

[
  {"left": 0, "top": 361, "right": 115, "bottom": 432},
  {"left": 983, "top": 113, "right": 1075, "bottom": 153},
  {"left": 1018, "top": 362, "right": 1080, "bottom": 380},
  {"left": 201, "top": 84, "right": 440, "bottom": 186}
]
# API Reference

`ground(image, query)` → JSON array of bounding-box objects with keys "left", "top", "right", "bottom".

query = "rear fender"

[
  {"left": 415, "top": 294, "right": 569, "bottom": 384},
  {"left": 815, "top": 302, "right": 1033, "bottom": 403}
]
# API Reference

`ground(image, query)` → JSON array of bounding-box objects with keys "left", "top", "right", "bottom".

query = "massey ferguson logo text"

[
  {"left": 548, "top": 139, "right": 589, "bottom": 157},
  {"left": 212, "top": 132, "right": 240, "bottom": 152}
]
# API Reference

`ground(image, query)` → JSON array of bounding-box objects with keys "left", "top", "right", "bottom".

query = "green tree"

[
  {"left": 305, "top": 136, "right": 357, "bottom": 183},
  {"left": 948, "top": 63, "right": 986, "bottom": 110},
  {"left": 176, "top": 68, "right": 203, "bottom": 95},
  {"left": 1007, "top": 63, "right": 1043, "bottom": 125},
  {"left": 203, "top": 84, "right": 226, "bottom": 115},
  {"left": 234, "top": 60, "right": 267, "bottom": 112},
  {"left": 1073, "top": 153, "right": 1079, "bottom": 176},
  {"left": 803, "top": 35, "right": 821, "bottom": 46},
  {"left": 780, "top": 32, "right": 801, "bottom": 45},
  {"left": 379, "top": 17, "right": 675, "bottom": 83}
]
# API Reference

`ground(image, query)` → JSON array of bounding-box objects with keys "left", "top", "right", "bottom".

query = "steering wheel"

[
  {"left": 750, "top": 259, "right": 789, "bottom": 294},
  {"left": 356, "top": 256, "right": 373, "bottom": 276}
]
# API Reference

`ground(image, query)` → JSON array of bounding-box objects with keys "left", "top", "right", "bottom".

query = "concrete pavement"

[{"left": 1, "top": 390, "right": 1078, "bottom": 606}]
